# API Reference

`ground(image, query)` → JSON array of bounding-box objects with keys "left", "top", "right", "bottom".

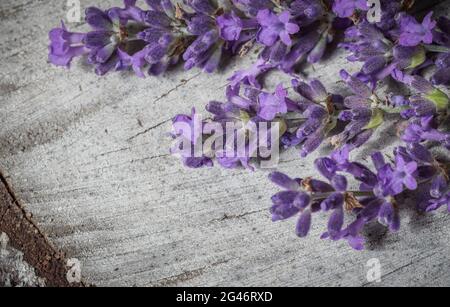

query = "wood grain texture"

[{"left": 1, "top": 0, "right": 449, "bottom": 287}]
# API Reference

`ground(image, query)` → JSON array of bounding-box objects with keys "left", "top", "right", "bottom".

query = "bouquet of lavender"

[{"left": 49, "top": 0, "right": 449, "bottom": 250}]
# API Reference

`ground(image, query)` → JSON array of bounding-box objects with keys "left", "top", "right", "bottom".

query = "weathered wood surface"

[{"left": 1, "top": 0, "right": 450, "bottom": 287}]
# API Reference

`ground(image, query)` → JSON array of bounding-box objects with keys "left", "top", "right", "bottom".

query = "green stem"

[
  {"left": 351, "top": 191, "right": 376, "bottom": 197},
  {"left": 270, "top": 0, "right": 283, "bottom": 10},
  {"left": 285, "top": 118, "right": 307, "bottom": 127},
  {"left": 377, "top": 106, "right": 403, "bottom": 114},
  {"left": 423, "top": 44, "right": 450, "bottom": 53},
  {"left": 312, "top": 191, "right": 374, "bottom": 200}
]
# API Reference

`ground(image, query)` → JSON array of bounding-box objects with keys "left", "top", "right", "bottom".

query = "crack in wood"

[
  {"left": 127, "top": 119, "right": 171, "bottom": 141},
  {"left": 131, "top": 154, "right": 170, "bottom": 164},
  {"left": 209, "top": 209, "right": 266, "bottom": 223},
  {"left": 152, "top": 72, "right": 201, "bottom": 104},
  {"left": 154, "top": 268, "right": 205, "bottom": 287},
  {"left": 361, "top": 250, "right": 441, "bottom": 287},
  {"left": 152, "top": 259, "right": 233, "bottom": 287},
  {"left": 280, "top": 158, "right": 305, "bottom": 165},
  {"left": 0, "top": 0, "right": 35, "bottom": 19},
  {"left": 97, "top": 147, "right": 131, "bottom": 158}
]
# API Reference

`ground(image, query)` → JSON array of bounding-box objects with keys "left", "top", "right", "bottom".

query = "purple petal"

[{"left": 296, "top": 209, "right": 312, "bottom": 237}]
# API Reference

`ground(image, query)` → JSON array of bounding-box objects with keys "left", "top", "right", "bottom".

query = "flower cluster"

[
  {"left": 170, "top": 70, "right": 395, "bottom": 170},
  {"left": 170, "top": 57, "right": 406, "bottom": 171},
  {"left": 269, "top": 141, "right": 449, "bottom": 250},
  {"left": 340, "top": 4, "right": 450, "bottom": 87},
  {"left": 49, "top": 0, "right": 356, "bottom": 76},
  {"left": 397, "top": 76, "right": 450, "bottom": 150},
  {"left": 49, "top": 0, "right": 226, "bottom": 76}
]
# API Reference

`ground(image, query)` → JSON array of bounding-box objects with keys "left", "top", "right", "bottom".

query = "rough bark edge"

[{"left": 0, "top": 169, "right": 87, "bottom": 287}]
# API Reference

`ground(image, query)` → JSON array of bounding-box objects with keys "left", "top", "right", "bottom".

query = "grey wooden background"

[{"left": 1, "top": 0, "right": 449, "bottom": 287}]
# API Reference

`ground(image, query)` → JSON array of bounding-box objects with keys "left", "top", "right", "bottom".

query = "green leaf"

[
  {"left": 273, "top": 118, "right": 288, "bottom": 136},
  {"left": 425, "top": 89, "right": 449, "bottom": 111},
  {"left": 239, "top": 110, "right": 250, "bottom": 124},
  {"left": 407, "top": 47, "right": 426, "bottom": 69},
  {"left": 365, "top": 108, "right": 384, "bottom": 130}
]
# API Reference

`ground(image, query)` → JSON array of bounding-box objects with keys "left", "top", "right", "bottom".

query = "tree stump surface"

[{"left": 0, "top": 0, "right": 449, "bottom": 286}]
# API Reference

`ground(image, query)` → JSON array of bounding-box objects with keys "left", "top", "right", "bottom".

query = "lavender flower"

[
  {"left": 431, "top": 17, "right": 450, "bottom": 85},
  {"left": 286, "top": 79, "right": 344, "bottom": 157},
  {"left": 170, "top": 108, "right": 214, "bottom": 168},
  {"left": 402, "top": 117, "right": 450, "bottom": 149},
  {"left": 48, "top": 22, "right": 88, "bottom": 68},
  {"left": 340, "top": 21, "right": 427, "bottom": 83},
  {"left": 405, "top": 76, "right": 449, "bottom": 114},
  {"left": 433, "top": 16, "right": 450, "bottom": 47},
  {"left": 256, "top": 10, "right": 300, "bottom": 47},
  {"left": 217, "top": 11, "right": 245, "bottom": 41},
  {"left": 258, "top": 84, "right": 288, "bottom": 120},
  {"left": 269, "top": 171, "right": 339, "bottom": 238},
  {"left": 423, "top": 172, "right": 450, "bottom": 213},
  {"left": 228, "top": 59, "right": 274, "bottom": 89},
  {"left": 432, "top": 53, "right": 450, "bottom": 86},
  {"left": 332, "top": 0, "right": 368, "bottom": 18},
  {"left": 398, "top": 12, "right": 437, "bottom": 47},
  {"left": 330, "top": 70, "right": 385, "bottom": 148},
  {"left": 373, "top": 0, "right": 403, "bottom": 31},
  {"left": 395, "top": 144, "right": 450, "bottom": 213}
]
